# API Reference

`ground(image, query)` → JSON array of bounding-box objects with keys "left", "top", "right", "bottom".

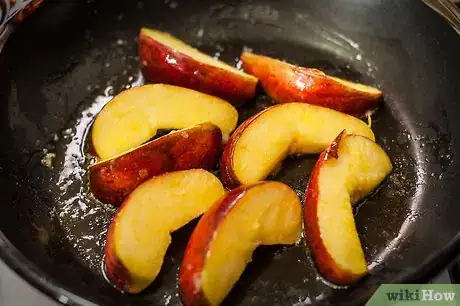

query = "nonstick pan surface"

[{"left": 0, "top": 0, "right": 460, "bottom": 305}]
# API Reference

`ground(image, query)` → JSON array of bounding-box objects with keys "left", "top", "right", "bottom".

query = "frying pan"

[{"left": 1, "top": 0, "right": 460, "bottom": 305}]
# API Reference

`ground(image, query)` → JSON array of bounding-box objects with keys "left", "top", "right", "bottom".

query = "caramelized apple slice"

[
  {"left": 90, "top": 123, "right": 222, "bottom": 205},
  {"left": 220, "top": 103, "right": 375, "bottom": 188},
  {"left": 304, "top": 132, "right": 392, "bottom": 285},
  {"left": 104, "top": 169, "right": 225, "bottom": 293},
  {"left": 179, "top": 181, "right": 302, "bottom": 305},
  {"left": 242, "top": 52, "right": 382, "bottom": 116},
  {"left": 139, "top": 28, "right": 258, "bottom": 103},
  {"left": 92, "top": 84, "right": 238, "bottom": 160}
]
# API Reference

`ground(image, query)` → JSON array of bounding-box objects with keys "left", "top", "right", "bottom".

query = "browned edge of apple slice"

[
  {"left": 90, "top": 123, "right": 222, "bottom": 205},
  {"left": 241, "top": 52, "right": 383, "bottom": 116},
  {"left": 138, "top": 28, "right": 258, "bottom": 104}
]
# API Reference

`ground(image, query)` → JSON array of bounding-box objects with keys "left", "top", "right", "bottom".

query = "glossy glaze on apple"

[
  {"left": 139, "top": 28, "right": 258, "bottom": 103},
  {"left": 242, "top": 52, "right": 382, "bottom": 116},
  {"left": 90, "top": 123, "right": 222, "bottom": 205}
]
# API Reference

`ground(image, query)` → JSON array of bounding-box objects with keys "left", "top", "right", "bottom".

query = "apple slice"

[
  {"left": 220, "top": 103, "right": 375, "bottom": 188},
  {"left": 104, "top": 169, "right": 226, "bottom": 294},
  {"left": 304, "top": 132, "right": 392, "bottom": 285},
  {"left": 91, "top": 84, "right": 238, "bottom": 160},
  {"left": 90, "top": 123, "right": 222, "bottom": 205},
  {"left": 241, "top": 52, "right": 382, "bottom": 116},
  {"left": 179, "top": 181, "right": 302, "bottom": 306},
  {"left": 139, "top": 28, "right": 258, "bottom": 103}
]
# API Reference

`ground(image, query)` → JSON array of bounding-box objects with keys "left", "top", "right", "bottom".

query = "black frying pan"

[{"left": 1, "top": 0, "right": 460, "bottom": 305}]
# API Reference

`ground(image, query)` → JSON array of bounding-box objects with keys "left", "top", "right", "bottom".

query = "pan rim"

[
  {"left": 0, "top": 0, "right": 459, "bottom": 305},
  {"left": 2, "top": 229, "right": 460, "bottom": 306},
  {"left": 0, "top": 231, "right": 97, "bottom": 306}
]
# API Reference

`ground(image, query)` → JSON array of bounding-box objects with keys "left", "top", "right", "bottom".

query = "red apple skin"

[
  {"left": 179, "top": 186, "right": 251, "bottom": 306},
  {"left": 304, "top": 131, "right": 359, "bottom": 284},
  {"left": 242, "top": 52, "right": 382, "bottom": 116},
  {"left": 90, "top": 123, "right": 222, "bottom": 206},
  {"left": 138, "top": 32, "right": 257, "bottom": 104}
]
